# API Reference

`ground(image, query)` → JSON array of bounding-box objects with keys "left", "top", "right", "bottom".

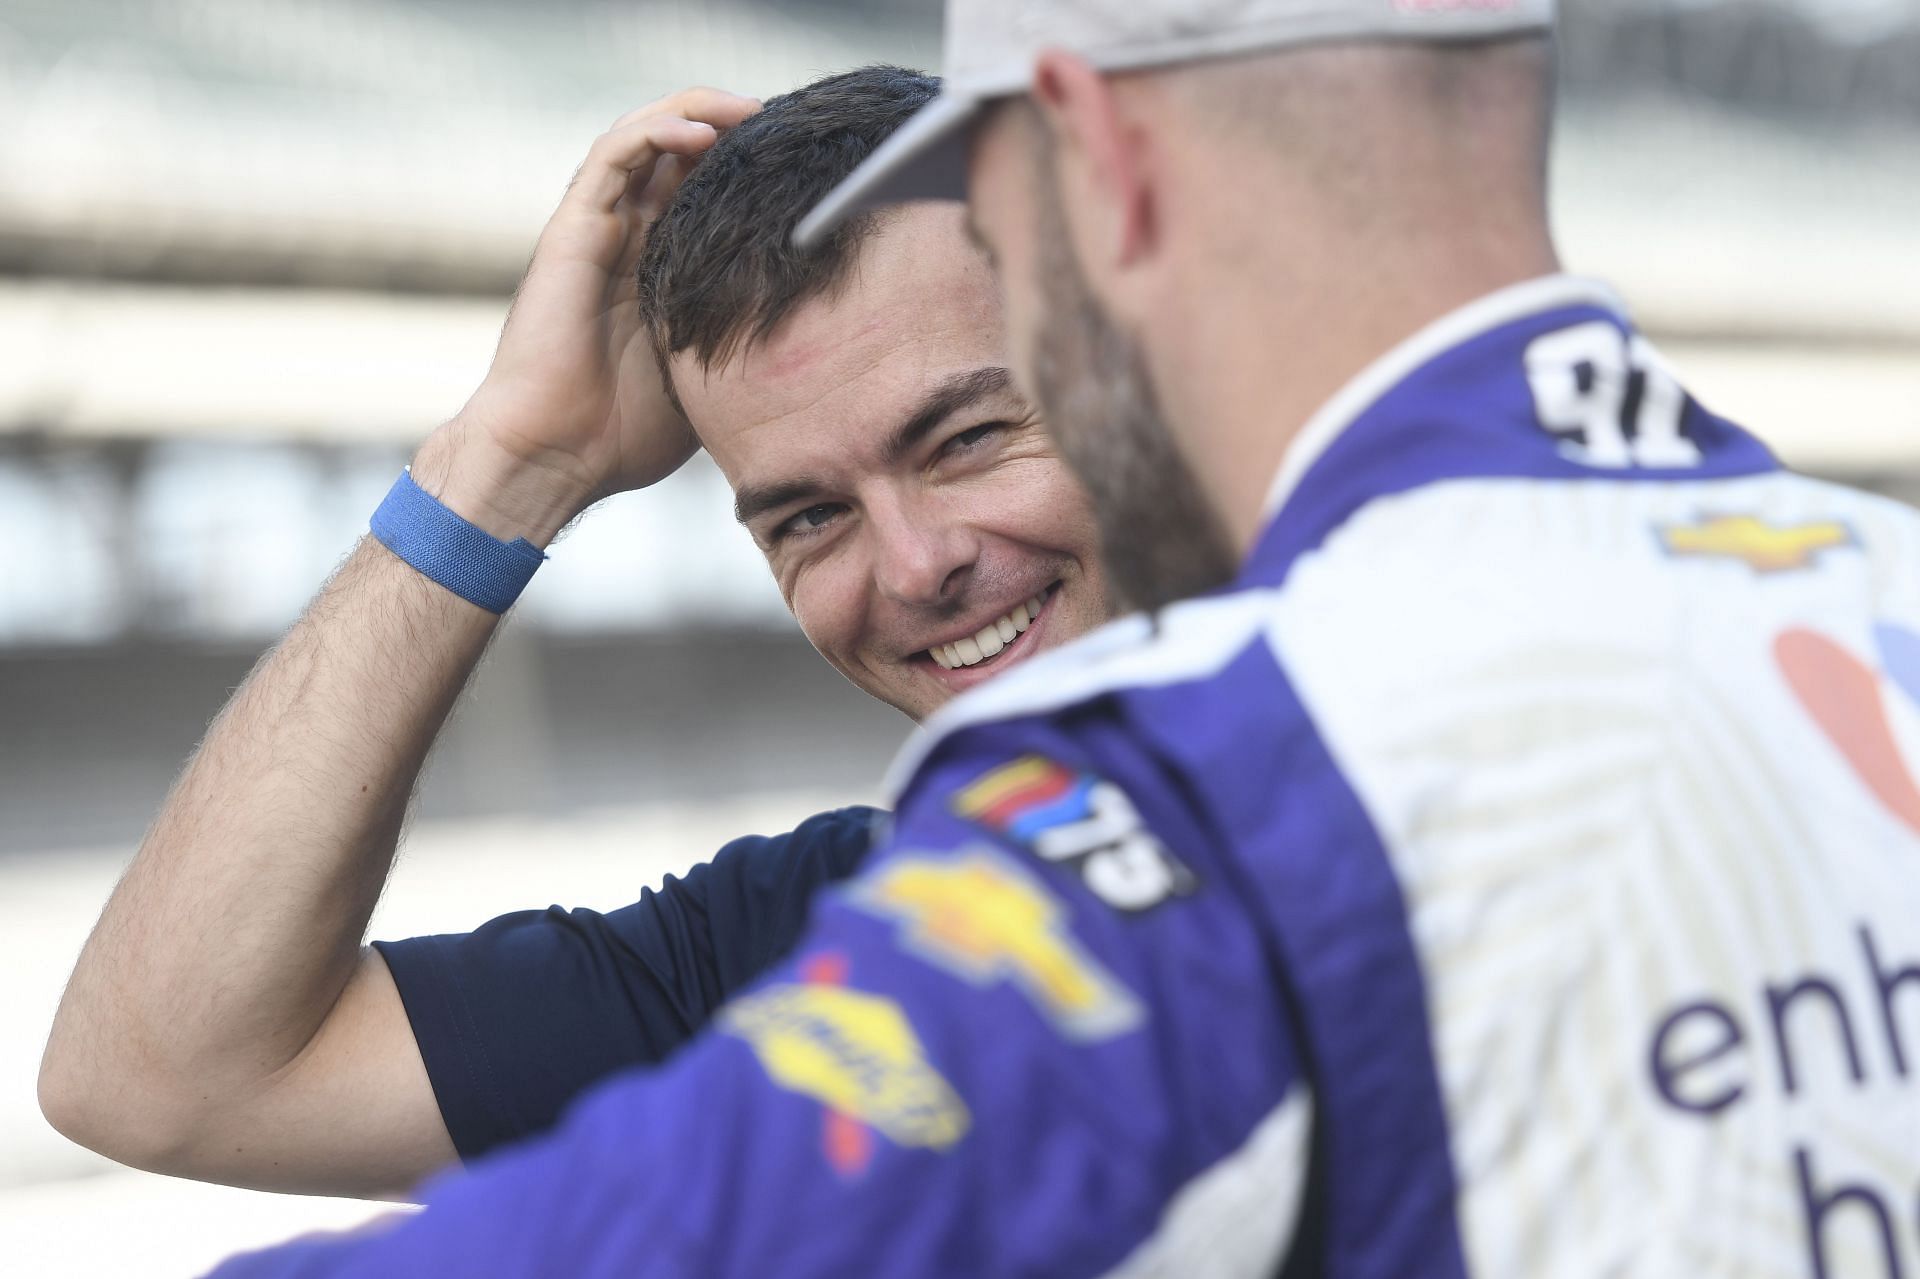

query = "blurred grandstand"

[{"left": 0, "top": 0, "right": 1914, "bottom": 841}]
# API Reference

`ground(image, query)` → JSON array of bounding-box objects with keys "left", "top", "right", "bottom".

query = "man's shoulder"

[
  {"left": 700, "top": 804, "right": 886, "bottom": 892},
  {"left": 725, "top": 803, "right": 887, "bottom": 852}
]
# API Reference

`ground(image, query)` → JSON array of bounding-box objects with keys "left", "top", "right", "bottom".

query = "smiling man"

[
  {"left": 638, "top": 106, "right": 1110, "bottom": 716},
  {"left": 39, "top": 67, "right": 1109, "bottom": 1198}
]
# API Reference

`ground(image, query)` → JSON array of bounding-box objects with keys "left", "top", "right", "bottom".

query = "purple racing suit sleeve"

[{"left": 207, "top": 712, "right": 1311, "bottom": 1278}]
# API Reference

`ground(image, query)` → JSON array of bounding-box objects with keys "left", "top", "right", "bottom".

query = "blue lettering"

[{"left": 1649, "top": 1000, "right": 1746, "bottom": 1116}]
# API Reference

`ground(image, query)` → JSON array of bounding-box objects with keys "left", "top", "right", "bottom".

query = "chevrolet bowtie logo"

[{"left": 1658, "top": 515, "right": 1855, "bottom": 573}]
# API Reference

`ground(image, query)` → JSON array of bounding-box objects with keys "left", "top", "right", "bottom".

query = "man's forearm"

[
  {"left": 41, "top": 85, "right": 731, "bottom": 1185},
  {"left": 40, "top": 425, "right": 586, "bottom": 1167}
]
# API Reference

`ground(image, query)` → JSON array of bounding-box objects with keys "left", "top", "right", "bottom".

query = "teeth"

[{"left": 926, "top": 587, "right": 1055, "bottom": 670}]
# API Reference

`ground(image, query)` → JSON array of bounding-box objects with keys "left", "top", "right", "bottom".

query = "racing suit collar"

[
  {"left": 1239, "top": 273, "right": 1779, "bottom": 593},
  {"left": 1258, "top": 274, "right": 1629, "bottom": 524}
]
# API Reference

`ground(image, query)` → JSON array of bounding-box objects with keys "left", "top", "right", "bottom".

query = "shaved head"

[{"left": 1161, "top": 36, "right": 1556, "bottom": 254}]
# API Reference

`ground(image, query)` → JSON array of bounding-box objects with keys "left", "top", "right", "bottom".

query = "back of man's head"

[
  {"left": 637, "top": 64, "right": 939, "bottom": 391},
  {"left": 1165, "top": 34, "right": 1554, "bottom": 235}
]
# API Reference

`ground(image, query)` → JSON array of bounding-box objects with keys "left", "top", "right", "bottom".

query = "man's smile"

[{"left": 914, "top": 581, "right": 1062, "bottom": 690}]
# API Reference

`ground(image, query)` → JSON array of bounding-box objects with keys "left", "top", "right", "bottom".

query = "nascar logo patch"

[
  {"left": 953, "top": 755, "right": 1196, "bottom": 912},
  {"left": 953, "top": 756, "right": 1092, "bottom": 842}
]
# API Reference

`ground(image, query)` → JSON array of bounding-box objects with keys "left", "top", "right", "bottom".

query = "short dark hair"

[{"left": 637, "top": 65, "right": 940, "bottom": 387}]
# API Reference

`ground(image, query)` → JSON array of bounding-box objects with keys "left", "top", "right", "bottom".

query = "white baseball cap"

[{"left": 794, "top": 0, "right": 1555, "bottom": 248}]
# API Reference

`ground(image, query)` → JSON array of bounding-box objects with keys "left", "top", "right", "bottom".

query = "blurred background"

[{"left": 0, "top": 0, "right": 1916, "bottom": 1272}]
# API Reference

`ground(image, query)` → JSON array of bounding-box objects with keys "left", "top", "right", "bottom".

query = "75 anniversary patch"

[{"left": 951, "top": 756, "right": 1196, "bottom": 913}]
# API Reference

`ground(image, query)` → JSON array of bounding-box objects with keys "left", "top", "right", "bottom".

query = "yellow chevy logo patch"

[
  {"left": 853, "top": 849, "right": 1143, "bottom": 1042},
  {"left": 1658, "top": 515, "right": 1854, "bottom": 573},
  {"left": 721, "top": 984, "right": 969, "bottom": 1151}
]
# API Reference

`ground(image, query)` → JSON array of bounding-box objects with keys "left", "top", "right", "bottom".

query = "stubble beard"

[{"left": 1025, "top": 177, "right": 1239, "bottom": 616}]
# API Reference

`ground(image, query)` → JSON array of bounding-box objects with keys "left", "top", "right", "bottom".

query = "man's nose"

[{"left": 869, "top": 498, "right": 977, "bottom": 607}]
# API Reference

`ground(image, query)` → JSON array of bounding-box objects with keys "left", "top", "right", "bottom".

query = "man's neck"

[{"left": 1151, "top": 218, "right": 1562, "bottom": 556}]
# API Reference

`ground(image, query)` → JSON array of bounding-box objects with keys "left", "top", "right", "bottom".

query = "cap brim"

[{"left": 792, "top": 89, "right": 984, "bottom": 251}]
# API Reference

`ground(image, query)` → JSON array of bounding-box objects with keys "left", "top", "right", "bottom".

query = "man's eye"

[
  {"left": 774, "top": 503, "right": 843, "bottom": 541},
  {"left": 944, "top": 423, "right": 1005, "bottom": 456}
]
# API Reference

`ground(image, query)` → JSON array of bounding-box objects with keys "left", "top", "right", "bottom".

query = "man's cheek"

[
  {"left": 789, "top": 574, "right": 859, "bottom": 667},
  {"left": 785, "top": 581, "right": 831, "bottom": 657}
]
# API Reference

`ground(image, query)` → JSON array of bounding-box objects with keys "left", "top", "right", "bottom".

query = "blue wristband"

[{"left": 370, "top": 470, "right": 547, "bottom": 614}]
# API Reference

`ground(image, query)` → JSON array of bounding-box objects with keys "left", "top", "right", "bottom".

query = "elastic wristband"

[{"left": 370, "top": 470, "right": 547, "bottom": 614}]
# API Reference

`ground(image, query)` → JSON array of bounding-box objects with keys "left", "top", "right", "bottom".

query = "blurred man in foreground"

[
  {"left": 213, "top": 0, "right": 1920, "bottom": 1275},
  {"left": 39, "top": 68, "right": 1110, "bottom": 1198}
]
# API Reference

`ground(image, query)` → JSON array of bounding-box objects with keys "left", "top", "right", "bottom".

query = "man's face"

[
  {"left": 677, "top": 205, "right": 1112, "bottom": 722},
  {"left": 967, "top": 104, "right": 1238, "bottom": 614}
]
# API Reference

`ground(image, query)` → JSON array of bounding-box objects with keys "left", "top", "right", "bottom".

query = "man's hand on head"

[{"left": 431, "top": 87, "right": 762, "bottom": 544}]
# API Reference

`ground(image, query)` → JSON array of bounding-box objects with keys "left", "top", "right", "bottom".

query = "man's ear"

[{"left": 1028, "top": 49, "right": 1155, "bottom": 272}]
